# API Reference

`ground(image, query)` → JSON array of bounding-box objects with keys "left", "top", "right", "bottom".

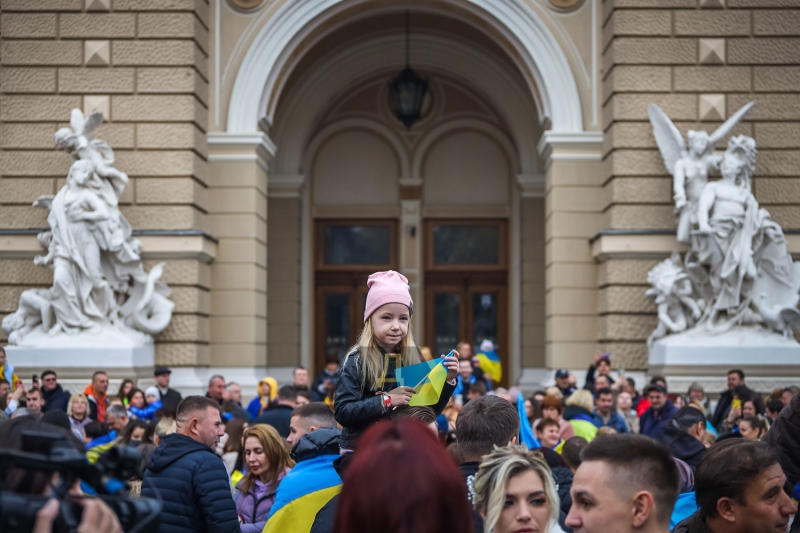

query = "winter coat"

[
  {"left": 592, "top": 410, "right": 630, "bottom": 433},
  {"left": 129, "top": 399, "right": 162, "bottom": 420},
  {"left": 639, "top": 401, "right": 677, "bottom": 440},
  {"left": 41, "top": 384, "right": 71, "bottom": 413},
  {"left": 247, "top": 377, "right": 278, "bottom": 419},
  {"left": 671, "top": 492, "right": 699, "bottom": 530},
  {"left": 551, "top": 465, "right": 574, "bottom": 516},
  {"left": 563, "top": 405, "right": 598, "bottom": 442},
  {"left": 334, "top": 348, "right": 455, "bottom": 450},
  {"left": 254, "top": 404, "right": 294, "bottom": 438},
  {"left": 83, "top": 384, "right": 108, "bottom": 422},
  {"left": 69, "top": 415, "right": 91, "bottom": 437},
  {"left": 141, "top": 433, "right": 239, "bottom": 533},
  {"left": 459, "top": 461, "right": 484, "bottom": 533},
  {"left": 234, "top": 469, "right": 289, "bottom": 533},
  {"left": 159, "top": 387, "right": 182, "bottom": 412},
  {"left": 557, "top": 417, "right": 576, "bottom": 441},
  {"left": 311, "top": 369, "right": 338, "bottom": 402},
  {"left": 673, "top": 511, "right": 712, "bottom": 533},
  {"left": 658, "top": 423, "right": 706, "bottom": 471},
  {"left": 762, "top": 391, "right": 800, "bottom": 487}
]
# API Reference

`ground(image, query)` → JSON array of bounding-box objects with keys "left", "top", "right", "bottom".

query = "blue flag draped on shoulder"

[
  {"left": 517, "top": 393, "right": 540, "bottom": 449},
  {"left": 395, "top": 357, "right": 448, "bottom": 407}
]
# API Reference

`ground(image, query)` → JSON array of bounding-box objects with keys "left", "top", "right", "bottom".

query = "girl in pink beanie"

[{"left": 334, "top": 270, "right": 459, "bottom": 451}]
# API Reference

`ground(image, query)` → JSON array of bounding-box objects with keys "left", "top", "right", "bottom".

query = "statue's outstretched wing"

[
  {"left": 69, "top": 109, "right": 85, "bottom": 133},
  {"left": 648, "top": 104, "right": 685, "bottom": 177},
  {"left": 81, "top": 111, "right": 104, "bottom": 139},
  {"left": 708, "top": 101, "right": 755, "bottom": 146}
]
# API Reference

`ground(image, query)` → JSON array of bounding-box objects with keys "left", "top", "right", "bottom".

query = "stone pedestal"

[{"left": 649, "top": 326, "right": 800, "bottom": 395}]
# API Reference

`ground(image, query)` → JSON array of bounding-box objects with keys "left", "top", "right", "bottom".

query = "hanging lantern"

[{"left": 389, "top": 12, "right": 428, "bottom": 129}]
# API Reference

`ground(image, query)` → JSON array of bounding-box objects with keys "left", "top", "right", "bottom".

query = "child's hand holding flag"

[{"left": 442, "top": 350, "right": 459, "bottom": 382}]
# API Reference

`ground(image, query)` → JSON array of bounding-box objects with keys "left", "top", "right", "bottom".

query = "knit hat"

[
  {"left": 144, "top": 386, "right": 160, "bottom": 399},
  {"left": 363, "top": 271, "right": 413, "bottom": 323}
]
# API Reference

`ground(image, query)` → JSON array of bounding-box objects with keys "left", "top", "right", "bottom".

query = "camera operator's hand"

[{"left": 33, "top": 498, "right": 123, "bottom": 533}]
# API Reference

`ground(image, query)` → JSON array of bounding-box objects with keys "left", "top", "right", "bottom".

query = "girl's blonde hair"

[
  {"left": 345, "top": 316, "right": 419, "bottom": 391},
  {"left": 240, "top": 424, "right": 295, "bottom": 494},
  {"left": 565, "top": 389, "right": 594, "bottom": 412},
  {"left": 67, "top": 393, "right": 88, "bottom": 416},
  {"left": 472, "top": 444, "right": 559, "bottom": 533}
]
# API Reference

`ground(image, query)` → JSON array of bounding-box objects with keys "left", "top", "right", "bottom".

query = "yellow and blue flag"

[
  {"left": 517, "top": 393, "right": 540, "bottom": 449},
  {"left": 395, "top": 357, "right": 449, "bottom": 407},
  {"left": 476, "top": 348, "right": 502, "bottom": 384}
]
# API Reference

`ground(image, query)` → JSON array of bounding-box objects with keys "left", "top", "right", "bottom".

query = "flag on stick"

[{"left": 395, "top": 356, "right": 449, "bottom": 407}]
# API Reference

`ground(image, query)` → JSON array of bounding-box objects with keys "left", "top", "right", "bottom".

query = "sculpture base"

[{"left": 649, "top": 326, "right": 800, "bottom": 394}]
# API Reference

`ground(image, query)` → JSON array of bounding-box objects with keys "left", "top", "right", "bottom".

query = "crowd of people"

[{"left": 2, "top": 270, "right": 800, "bottom": 533}]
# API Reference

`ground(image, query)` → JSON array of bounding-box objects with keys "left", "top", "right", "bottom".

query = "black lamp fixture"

[{"left": 389, "top": 11, "right": 428, "bottom": 130}]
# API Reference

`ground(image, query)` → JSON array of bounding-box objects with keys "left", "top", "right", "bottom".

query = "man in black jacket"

[
  {"left": 710, "top": 369, "right": 753, "bottom": 431},
  {"left": 658, "top": 406, "right": 706, "bottom": 472},
  {"left": 40, "top": 370, "right": 71, "bottom": 413},
  {"left": 154, "top": 366, "right": 182, "bottom": 412},
  {"left": 254, "top": 385, "right": 299, "bottom": 438},
  {"left": 142, "top": 396, "right": 239, "bottom": 533}
]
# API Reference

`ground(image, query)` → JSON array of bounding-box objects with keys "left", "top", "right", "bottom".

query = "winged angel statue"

[
  {"left": 646, "top": 102, "right": 800, "bottom": 346},
  {"left": 1, "top": 110, "right": 174, "bottom": 346}
]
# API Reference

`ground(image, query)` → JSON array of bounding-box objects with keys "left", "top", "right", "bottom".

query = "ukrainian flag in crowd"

[
  {"left": 517, "top": 393, "right": 540, "bottom": 449},
  {"left": 395, "top": 357, "right": 448, "bottom": 407},
  {"left": 476, "top": 340, "right": 502, "bottom": 384},
  {"left": 263, "top": 453, "right": 342, "bottom": 533}
]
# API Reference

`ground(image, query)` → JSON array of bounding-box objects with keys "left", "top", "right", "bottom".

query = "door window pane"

[
  {"left": 434, "top": 293, "right": 460, "bottom": 358},
  {"left": 325, "top": 294, "right": 350, "bottom": 359},
  {"left": 472, "top": 292, "right": 498, "bottom": 351},
  {"left": 433, "top": 225, "right": 499, "bottom": 265},
  {"left": 324, "top": 225, "right": 391, "bottom": 265}
]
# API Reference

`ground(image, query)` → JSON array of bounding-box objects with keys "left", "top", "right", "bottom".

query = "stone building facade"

[{"left": 0, "top": 0, "right": 798, "bottom": 395}]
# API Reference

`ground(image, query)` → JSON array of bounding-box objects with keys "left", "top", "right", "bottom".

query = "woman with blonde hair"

[
  {"left": 563, "top": 390, "right": 598, "bottom": 442},
  {"left": 472, "top": 444, "right": 565, "bottom": 533},
  {"left": 67, "top": 393, "right": 92, "bottom": 440},
  {"left": 233, "top": 424, "right": 295, "bottom": 532}
]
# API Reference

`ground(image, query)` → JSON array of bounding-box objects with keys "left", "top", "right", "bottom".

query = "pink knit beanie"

[{"left": 363, "top": 270, "right": 413, "bottom": 323}]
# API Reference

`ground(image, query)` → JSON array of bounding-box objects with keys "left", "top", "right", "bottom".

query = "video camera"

[{"left": 0, "top": 430, "right": 161, "bottom": 533}]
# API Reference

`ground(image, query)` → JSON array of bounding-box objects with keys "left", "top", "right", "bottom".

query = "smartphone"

[{"left": 731, "top": 399, "right": 742, "bottom": 410}]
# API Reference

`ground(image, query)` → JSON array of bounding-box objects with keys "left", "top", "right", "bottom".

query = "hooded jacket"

[
  {"left": 141, "top": 433, "right": 239, "bottom": 533},
  {"left": 563, "top": 405, "right": 598, "bottom": 442},
  {"left": 658, "top": 422, "right": 706, "bottom": 471},
  {"left": 640, "top": 400, "right": 678, "bottom": 440},
  {"left": 247, "top": 377, "right": 278, "bottom": 419},
  {"left": 762, "top": 391, "right": 800, "bottom": 487},
  {"left": 264, "top": 427, "right": 342, "bottom": 533},
  {"left": 42, "top": 383, "right": 71, "bottom": 413},
  {"left": 83, "top": 383, "right": 107, "bottom": 422}
]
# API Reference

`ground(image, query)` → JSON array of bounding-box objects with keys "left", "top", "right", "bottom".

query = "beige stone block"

[
  {"left": 211, "top": 290, "right": 262, "bottom": 316},
  {"left": 210, "top": 316, "right": 267, "bottom": 344},
  {"left": 754, "top": 67, "right": 800, "bottom": 92},
  {"left": 112, "top": 95, "right": 203, "bottom": 122},
  {"left": 208, "top": 214, "right": 267, "bottom": 241},
  {"left": 674, "top": 10, "right": 750, "bottom": 36},
  {"left": 268, "top": 301, "right": 299, "bottom": 324},
  {"left": 211, "top": 263, "right": 266, "bottom": 291},
  {"left": 545, "top": 341, "right": 600, "bottom": 370},
  {"left": 546, "top": 263, "right": 597, "bottom": 289},
  {"left": 0, "top": 123, "right": 57, "bottom": 149},
  {"left": 120, "top": 205, "right": 202, "bottom": 230},
  {"left": 1, "top": 0, "right": 81, "bottom": 9},
  {"left": 58, "top": 67, "right": 134, "bottom": 93},
  {"left": 113, "top": 0, "right": 207, "bottom": 17},
  {"left": 83, "top": 95, "right": 110, "bottom": 119},
  {"left": 674, "top": 67, "right": 751, "bottom": 92},
  {"left": 136, "top": 123, "right": 204, "bottom": 151},
  {"left": 60, "top": 13, "right": 135, "bottom": 38},
  {"left": 546, "top": 159, "right": 605, "bottom": 188},
  {"left": 86, "top": 0, "right": 111, "bottom": 11},
  {"left": 547, "top": 317, "right": 597, "bottom": 342},
  {"left": 611, "top": 0, "right": 694, "bottom": 6},
  {"left": 699, "top": 0, "right": 725, "bottom": 7},
  {"left": 0, "top": 259, "right": 53, "bottom": 284},
  {"left": 606, "top": 38, "right": 696, "bottom": 65},
  {"left": 728, "top": 0, "right": 798, "bottom": 4},
  {"left": 0, "top": 286, "right": 45, "bottom": 313},
  {"left": 0, "top": 205, "right": 48, "bottom": 228},
  {"left": 210, "top": 344, "right": 266, "bottom": 368},
  {"left": 598, "top": 286, "right": 651, "bottom": 314},
  {"left": 545, "top": 238, "right": 594, "bottom": 264},
  {"left": 0, "top": 40, "right": 82, "bottom": 66},
  {"left": 598, "top": 259, "right": 662, "bottom": 287},
  {"left": 768, "top": 206, "right": 800, "bottom": 229},
  {"left": 155, "top": 343, "right": 208, "bottom": 367},
  {"left": 754, "top": 123, "right": 800, "bottom": 148},
  {"left": 607, "top": 177, "right": 672, "bottom": 204},
  {"left": 83, "top": 40, "right": 110, "bottom": 67},
  {"left": 137, "top": 13, "right": 208, "bottom": 52},
  {"left": 171, "top": 286, "right": 210, "bottom": 314},
  {"left": 0, "top": 178, "right": 54, "bottom": 203},
  {"left": 598, "top": 314, "right": 657, "bottom": 342},
  {"left": 755, "top": 178, "right": 800, "bottom": 204},
  {"left": 156, "top": 314, "right": 208, "bottom": 343},
  {"left": 605, "top": 10, "right": 671, "bottom": 43},
  {"left": 603, "top": 66, "right": 671, "bottom": 100},
  {"left": 115, "top": 150, "right": 205, "bottom": 180},
  {"left": 601, "top": 342, "right": 648, "bottom": 370},
  {"left": 545, "top": 187, "right": 604, "bottom": 214},
  {"left": 207, "top": 160, "right": 267, "bottom": 193},
  {"left": 699, "top": 94, "right": 726, "bottom": 122},
  {"left": 0, "top": 68, "right": 57, "bottom": 93},
  {"left": 546, "top": 212, "right": 605, "bottom": 239},
  {"left": 215, "top": 238, "right": 264, "bottom": 265},
  {"left": 135, "top": 177, "right": 205, "bottom": 206},
  {"left": 604, "top": 123, "right": 654, "bottom": 152},
  {"left": 1, "top": 150, "right": 71, "bottom": 176},
  {"left": 756, "top": 151, "right": 800, "bottom": 177},
  {"left": 207, "top": 188, "right": 265, "bottom": 214},
  {"left": 521, "top": 301, "right": 546, "bottom": 324},
  {"left": 142, "top": 258, "right": 209, "bottom": 288},
  {"left": 728, "top": 39, "right": 800, "bottom": 64},
  {"left": 547, "top": 288, "right": 598, "bottom": 315},
  {"left": 699, "top": 38, "right": 725, "bottom": 64},
  {"left": 112, "top": 40, "right": 198, "bottom": 66},
  {"left": 607, "top": 150, "right": 666, "bottom": 177},
  {"left": 137, "top": 67, "right": 208, "bottom": 102},
  {"left": 754, "top": 11, "right": 800, "bottom": 36},
  {"left": 604, "top": 94, "right": 697, "bottom": 123},
  {"left": 607, "top": 205, "right": 675, "bottom": 229},
  {"left": 1, "top": 14, "right": 57, "bottom": 38},
  {"left": 93, "top": 123, "right": 134, "bottom": 148},
  {"left": 729, "top": 94, "right": 800, "bottom": 120}
]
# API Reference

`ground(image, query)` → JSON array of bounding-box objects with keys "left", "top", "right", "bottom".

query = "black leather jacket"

[{"left": 334, "top": 348, "right": 455, "bottom": 450}]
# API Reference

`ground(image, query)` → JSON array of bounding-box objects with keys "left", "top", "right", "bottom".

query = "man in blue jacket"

[
  {"left": 640, "top": 384, "right": 678, "bottom": 440},
  {"left": 142, "top": 396, "right": 239, "bottom": 533},
  {"left": 592, "top": 387, "right": 629, "bottom": 433}
]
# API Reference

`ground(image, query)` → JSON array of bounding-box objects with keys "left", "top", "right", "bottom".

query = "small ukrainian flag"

[
  {"left": 476, "top": 339, "right": 502, "bottom": 384},
  {"left": 395, "top": 357, "right": 449, "bottom": 407}
]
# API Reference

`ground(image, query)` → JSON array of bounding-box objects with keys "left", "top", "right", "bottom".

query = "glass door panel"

[
  {"left": 324, "top": 293, "right": 350, "bottom": 360},
  {"left": 433, "top": 292, "right": 461, "bottom": 358},
  {"left": 471, "top": 292, "right": 499, "bottom": 351}
]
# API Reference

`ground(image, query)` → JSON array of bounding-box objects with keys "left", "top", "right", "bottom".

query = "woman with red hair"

[{"left": 333, "top": 419, "right": 473, "bottom": 533}]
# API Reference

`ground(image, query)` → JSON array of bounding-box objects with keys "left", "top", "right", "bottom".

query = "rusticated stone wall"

[
  {"left": 601, "top": 0, "right": 800, "bottom": 369},
  {"left": 0, "top": 0, "right": 211, "bottom": 367}
]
